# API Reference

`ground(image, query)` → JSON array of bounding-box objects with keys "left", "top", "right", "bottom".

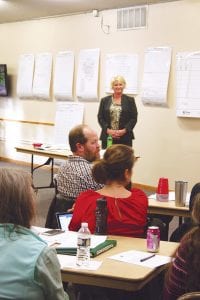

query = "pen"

[{"left": 140, "top": 254, "right": 156, "bottom": 262}]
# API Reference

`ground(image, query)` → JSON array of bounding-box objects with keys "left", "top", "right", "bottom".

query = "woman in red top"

[{"left": 69, "top": 144, "right": 148, "bottom": 237}]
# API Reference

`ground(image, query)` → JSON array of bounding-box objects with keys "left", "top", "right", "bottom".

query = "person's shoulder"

[
  {"left": 131, "top": 188, "right": 148, "bottom": 203},
  {"left": 122, "top": 94, "right": 135, "bottom": 102},
  {"left": 101, "top": 95, "right": 112, "bottom": 102},
  {"left": 77, "top": 189, "right": 97, "bottom": 199}
]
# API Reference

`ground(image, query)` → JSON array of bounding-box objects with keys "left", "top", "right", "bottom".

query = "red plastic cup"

[{"left": 156, "top": 177, "right": 169, "bottom": 201}]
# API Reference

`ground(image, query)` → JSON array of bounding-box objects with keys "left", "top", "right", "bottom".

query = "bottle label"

[
  {"left": 107, "top": 136, "right": 113, "bottom": 148},
  {"left": 77, "top": 237, "right": 91, "bottom": 247}
]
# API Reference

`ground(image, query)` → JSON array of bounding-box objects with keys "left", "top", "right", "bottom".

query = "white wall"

[{"left": 0, "top": 0, "right": 200, "bottom": 190}]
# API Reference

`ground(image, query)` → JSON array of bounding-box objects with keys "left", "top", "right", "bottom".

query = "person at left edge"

[
  {"left": 98, "top": 75, "right": 138, "bottom": 149},
  {"left": 0, "top": 167, "right": 69, "bottom": 300}
]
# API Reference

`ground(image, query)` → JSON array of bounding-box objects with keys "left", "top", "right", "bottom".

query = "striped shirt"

[{"left": 163, "top": 241, "right": 189, "bottom": 300}]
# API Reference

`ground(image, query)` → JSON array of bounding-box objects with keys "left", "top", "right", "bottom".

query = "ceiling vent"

[{"left": 117, "top": 6, "right": 147, "bottom": 30}]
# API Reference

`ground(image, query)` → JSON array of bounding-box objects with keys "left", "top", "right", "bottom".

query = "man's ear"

[{"left": 76, "top": 142, "right": 85, "bottom": 153}]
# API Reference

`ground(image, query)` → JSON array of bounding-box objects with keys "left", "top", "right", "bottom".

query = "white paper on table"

[
  {"left": 58, "top": 254, "right": 102, "bottom": 270},
  {"left": 109, "top": 250, "right": 172, "bottom": 269},
  {"left": 148, "top": 191, "right": 190, "bottom": 206},
  {"left": 38, "top": 230, "right": 107, "bottom": 248}
]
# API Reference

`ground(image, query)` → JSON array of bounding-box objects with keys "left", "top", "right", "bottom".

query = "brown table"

[
  {"left": 148, "top": 198, "right": 190, "bottom": 218},
  {"left": 61, "top": 235, "right": 178, "bottom": 292},
  {"left": 15, "top": 145, "right": 71, "bottom": 189}
]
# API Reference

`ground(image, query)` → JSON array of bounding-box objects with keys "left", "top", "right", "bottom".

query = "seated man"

[
  {"left": 46, "top": 125, "right": 103, "bottom": 228},
  {"left": 57, "top": 124, "right": 103, "bottom": 202}
]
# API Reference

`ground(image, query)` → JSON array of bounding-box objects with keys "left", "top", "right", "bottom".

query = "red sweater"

[{"left": 69, "top": 188, "right": 148, "bottom": 237}]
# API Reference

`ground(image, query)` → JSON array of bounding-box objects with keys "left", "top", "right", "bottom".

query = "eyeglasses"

[{"left": 31, "top": 184, "right": 38, "bottom": 195}]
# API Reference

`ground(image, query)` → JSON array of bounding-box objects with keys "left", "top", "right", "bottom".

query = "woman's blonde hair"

[{"left": 110, "top": 75, "right": 126, "bottom": 89}]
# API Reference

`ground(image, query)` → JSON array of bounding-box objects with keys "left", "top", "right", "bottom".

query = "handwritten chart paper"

[
  {"left": 141, "top": 47, "right": 172, "bottom": 105},
  {"left": 54, "top": 102, "right": 84, "bottom": 146},
  {"left": 76, "top": 48, "right": 100, "bottom": 101},
  {"left": 17, "top": 54, "right": 34, "bottom": 98},
  {"left": 32, "top": 52, "right": 52, "bottom": 99},
  {"left": 176, "top": 52, "right": 200, "bottom": 118},
  {"left": 105, "top": 53, "right": 139, "bottom": 94},
  {"left": 54, "top": 51, "right": 74, "bottom": 101}
]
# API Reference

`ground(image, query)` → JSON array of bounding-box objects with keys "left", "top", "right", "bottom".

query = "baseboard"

[
  {"left": 0, "top": 157, "right": 30, "bottom": 166},
  {"left": 132, "top": 182, "right": 157, "bottom": 192},
  {"left": 0, "top": 157, "right": 59, "bottom": 171}
]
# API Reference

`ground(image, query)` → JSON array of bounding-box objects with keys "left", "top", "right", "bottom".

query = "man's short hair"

[{"left": 69, "top": 125, "right": 88, "bottom": 152}]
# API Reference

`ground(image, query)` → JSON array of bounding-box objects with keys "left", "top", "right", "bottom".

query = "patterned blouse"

[{"left": 110, "top": 102, "right": 122, "bottom": 130}]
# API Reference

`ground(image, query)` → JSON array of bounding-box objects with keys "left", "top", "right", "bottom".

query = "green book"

[{"left": 56, "top": 239, "right": 117, "bottom": 257}]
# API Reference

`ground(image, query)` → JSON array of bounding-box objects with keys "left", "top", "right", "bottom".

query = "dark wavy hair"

[
  {"left": 0, "top": 168, "right": 35, "bottom": 228},
  {"left": 189, "top": 182, "right": 200, "bottom": 212},
  {"left": 92, "top": 144, "right": 135, "bottom": 184},
  {"left": 185, "top": 193, "right": 200, "bottom": 291}
]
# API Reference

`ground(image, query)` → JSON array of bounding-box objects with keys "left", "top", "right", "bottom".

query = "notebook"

[{"left": 56, "top": 212, "right": 72, "bottom": 231}]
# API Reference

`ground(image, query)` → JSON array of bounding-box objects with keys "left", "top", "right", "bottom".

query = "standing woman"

[
  {"left": 98, "top": 75, "right": 138, "bottom": 149},
  {"left": 0, "top": 168, "right": 69, "bottom": 300}
]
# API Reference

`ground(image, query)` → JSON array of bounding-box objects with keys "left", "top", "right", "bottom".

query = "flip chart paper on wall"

[
  {"left": 176, "top": 52, "right": 200, "bottom": 118},
  {"left": 54, "top": 101, "right": 84, "bottom": 147},
  {"left": 76, "top": 48, "right": 100, "bottom": 101},
  {"left": 54, "top": 51, "right": 74, "bottom": 101},
  {"left": 17, "top": 54, "right": 34, "bottom": 98},
  {"left": 32, "top": 52, "right": 52, "bottom": 99},
  {"left": 141, "top": 47, "right": 172, "bottom": 105},
  {"left": 105, "top": 53, "right": 139, "bottom": 94}
]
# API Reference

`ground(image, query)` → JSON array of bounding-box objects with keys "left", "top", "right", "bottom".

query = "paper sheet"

[
  {"left": 141, "top": 47, "right": 172, "bottom": 105},
  {"left": 105, "top": 53, "right": 139, "bottom": 94},
  {"left": 36, "top": 229, "right": 107, "bottom": 249},
  {"left": 176, "top": 51, "right": 200, "bottom": 117},
  {"left": 54, "top": 101, "right": 84, "bottom": 146},
  {"left": 148, "top": 191, "right": 190, "bottom": 206},
  {"left": 32, "top": 52, "right": 52, "bottom": 99},
  {"left": 17, "top": 53, "right": 34, "bottom": 98},
  {"left": 109, "top": 250, "right": 172, "bottom": 269},
  {"left": 58, "top": 254, "right": 102, "bottom": 270},
  {"left": 54, "top": 51, "right": 74, "bottom": 101},
  {"left": 76, "top": 48, "right": 100, "bottom": 101}
]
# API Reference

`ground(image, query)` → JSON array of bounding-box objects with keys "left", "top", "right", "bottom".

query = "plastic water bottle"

[
  {"left": 76, "top": 222, "right": 91, "bottom": 267},
  {"left": 107, "top": 135, "right": 113, "bottom": 148}
]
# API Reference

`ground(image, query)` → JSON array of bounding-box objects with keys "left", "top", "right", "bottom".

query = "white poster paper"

[
  {"left": 54, "top": 101, "right": 84, "bottom": 146},
  {"left": 105, "top": 53, "right": 139, "bottom": 94},
  {"left": 32, "top": 52, "right": 52, "bottom": 99},
  {"left": 176, "top": 51, "right": 200, "bottom": 118},
  {"left": 141, "top": 47, "right": 172, "bottom": 105},
  {"left": 17, "top": 54, "right": 34, "bottom": 98},
  {"left": 76, "top": 48, "right": 100, "bottom": 101},
  {"left": 54, "top": 51, "right": 74, "bottom": 101}
]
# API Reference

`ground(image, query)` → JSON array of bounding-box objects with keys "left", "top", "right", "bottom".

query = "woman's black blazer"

[{"left": 97, "top": 94, "right": 138, "bottom": 146}]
